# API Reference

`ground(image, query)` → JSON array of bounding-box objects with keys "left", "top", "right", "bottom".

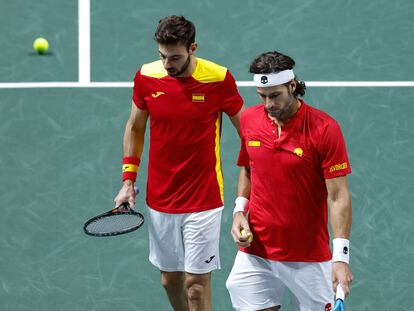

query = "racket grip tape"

[{"left": 336, "top": 284, "right": 345, "bottom": 301}]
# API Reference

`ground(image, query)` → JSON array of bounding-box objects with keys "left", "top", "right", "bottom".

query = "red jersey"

[
  {"left": 237, "top": 101, "right": 351, "bottom": 261},
  {"left": 132, "top": 58, "right": 243, "bottom": 213}
]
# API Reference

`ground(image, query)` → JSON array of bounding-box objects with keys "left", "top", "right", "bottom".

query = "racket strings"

[{"left": 86, "top": 214, "right": 143, "bottom": 234}]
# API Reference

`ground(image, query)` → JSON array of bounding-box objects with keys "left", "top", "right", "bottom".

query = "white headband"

[{"left": 253, "top": 70, "right": 295, "bottom": 87}]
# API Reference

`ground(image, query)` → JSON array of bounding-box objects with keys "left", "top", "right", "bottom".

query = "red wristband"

[{"left": 122, "top": 156, "right": 141, "bottom": 181}]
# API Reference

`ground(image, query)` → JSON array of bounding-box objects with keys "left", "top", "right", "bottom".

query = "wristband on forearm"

[
  {"left": 233, "top": 196, "right": 249, "bottom": 216},
  {"left": 332, "top": 238, "right": 350, "bottom": 264},
  {"left": 122, "top": 156, "right": 141, "bottom": 182}
]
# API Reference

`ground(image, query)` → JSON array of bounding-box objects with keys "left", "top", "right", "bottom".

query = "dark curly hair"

[
  {"left": 249, "top": 51, "right": 306, "bottom": 97},
  {"left": 154, "top": 15, "right": 196, "bottom": 50}
]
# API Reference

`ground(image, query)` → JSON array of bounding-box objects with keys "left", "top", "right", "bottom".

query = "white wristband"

[
  {"left": 233, "top": 196, "right": 249, "bottom": 216},
  {"left": 332, "top": 238, "right": 350, "bottom": 264}
]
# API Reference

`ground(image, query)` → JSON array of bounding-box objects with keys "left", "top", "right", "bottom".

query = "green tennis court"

[{"left": 1, "top": 1, "right": 414, "bottom": 310}]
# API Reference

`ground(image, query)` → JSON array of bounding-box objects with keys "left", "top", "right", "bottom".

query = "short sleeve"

[
  {"left": 132, "top": 69, "right": 147, "bottom": 110},
  {"left": 220, "top": 70, "right": 244, "bottom": 117},
  {"left": 319, "top": 120, "right": 352, "bottom": 179}
]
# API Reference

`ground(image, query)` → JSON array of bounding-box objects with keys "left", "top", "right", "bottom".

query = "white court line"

[
  {"left": 78, "top": 0, "right": 90, "bottom": 83},
  {"left": 0, "top": 82, "right": 132, "bottom": 89},
  {"left": 1, "top": 1, "right": 414, "bottom": 89},
  {"left": 239, "top": 81, "right": 414, "bottom": 87},
  {"left": 0, "top": 0, "right": 412, "bottom": 89},
  {"left": 1, "top": 81, "right": 414, "bottom": 89}
]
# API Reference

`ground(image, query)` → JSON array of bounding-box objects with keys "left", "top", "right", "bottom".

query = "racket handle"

[
  {"left": 333, "top": 299, "right": 344, "bottom": 311},
  {"left": 336, "top": 284, "right": 345, "bottom": 301},
  {"left": 117, "top": 202, "right": 130, "bottom": 211}
]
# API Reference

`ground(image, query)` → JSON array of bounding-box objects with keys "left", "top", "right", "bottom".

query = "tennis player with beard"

[
  {"left": 114, "top": 15, "right": 244, "bottom": 311},
  {"left": 226, "top": 51, "right": 353, "bottom": 311}
]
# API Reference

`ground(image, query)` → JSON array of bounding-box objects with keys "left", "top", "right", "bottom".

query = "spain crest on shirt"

[
  {"left": 192, "top": 93, "right": 205, "bottom": 102},
  {"left": 293, "top": 147, "right": 303, "bottom": 157}
]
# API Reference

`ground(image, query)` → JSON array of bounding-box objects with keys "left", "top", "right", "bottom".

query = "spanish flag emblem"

[
  {"left": 192, "top": 93, "right": 205, "bottom": 102},
  {"left": 248, "top": 141, "right": 261, "bottom": 147}
]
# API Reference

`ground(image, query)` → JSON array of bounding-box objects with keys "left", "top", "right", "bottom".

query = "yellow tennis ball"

[
  {"left": 240, "top": 228, "right": 253, "bottom": 243},
  {"left": 33, "top": 37, "right": 49, "bottom": 54}
]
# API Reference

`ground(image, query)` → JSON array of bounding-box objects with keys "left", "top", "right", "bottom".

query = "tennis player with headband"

[{"left": 226, "top": 51, "right": 353, "bottom": 311}]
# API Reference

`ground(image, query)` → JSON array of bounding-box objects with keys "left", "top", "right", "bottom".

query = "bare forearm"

[
  {"left": 121, "top": 103, "right": 149, "bottom": 186},
  {"left": 329, "top": 192, "right": 352, "bottom": 239},
  {"left": 326, "top": 176, "right": 352, "bottom": 239},
  {"left": 329, "top": 187, "right": 353, "bottom": 295},
  {"left": 237, "top": 167, "right": 251, "bottom": 198},
  {"left": 123, "top": 102, "right": 148, "bottom": 157},
  {"left": 123, "top": 118, "right": 145, "bottom": 158},
  {"left": 229, "top": 107, "right": 244, "bottom": 136}
]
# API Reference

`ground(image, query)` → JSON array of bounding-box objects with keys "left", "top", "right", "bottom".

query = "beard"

[
  {"left": 266, "top": 93, "right": 295, "bottom": 121},
  {"left": 166, "top": 55, "right": 191, "bottom": 77}
]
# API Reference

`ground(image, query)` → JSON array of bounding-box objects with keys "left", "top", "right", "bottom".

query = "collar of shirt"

[{"left": 263, "top": 99, "right": 305, "bottom": 129}]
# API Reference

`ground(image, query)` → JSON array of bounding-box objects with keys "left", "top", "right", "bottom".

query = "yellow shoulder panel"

[
  {"left": 192, "top": 58, "right": 227, "bottom": 83},
  {"left": 140, "top": 60, "right": 168, "bottom": 78}
]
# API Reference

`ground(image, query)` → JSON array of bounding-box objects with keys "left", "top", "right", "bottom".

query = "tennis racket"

[
  {"left": 83, "top": 202, "right": 144, "bottom": 237},
  {"left": 333, "top": 284, "right": 345, "bottom": 311}
]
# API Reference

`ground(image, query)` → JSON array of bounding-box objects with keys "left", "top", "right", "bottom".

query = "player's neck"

[{"left": 178, "top": 56, "right": 197, "bottom": 78}]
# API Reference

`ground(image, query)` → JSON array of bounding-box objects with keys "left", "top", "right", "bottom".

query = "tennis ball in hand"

[
  {"left": 33, "top": 37, "right": 49, "bottom": 54},
  {"left": 240, "top": 228, "right": 253, "bottom": 243}
]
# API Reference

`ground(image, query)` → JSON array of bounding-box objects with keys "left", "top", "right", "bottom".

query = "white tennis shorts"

[
  {"left": 226, "top": 251, "right": 334, "bottom": 311},
  {"left": 147, "top": 206, "right": 223, "bottom": 274}
]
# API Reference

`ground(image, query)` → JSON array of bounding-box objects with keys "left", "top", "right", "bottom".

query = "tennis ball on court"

[
  {"left": 33, "top": 37, "right": 49, "bottom": 54},
  {"left": 240, "top": 229, "right": 253, "bottom": 243}
]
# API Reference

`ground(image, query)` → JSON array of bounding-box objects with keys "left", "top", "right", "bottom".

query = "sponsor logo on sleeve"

[{"left": 329, "top": 162, "right": 348, "bottom": 173}]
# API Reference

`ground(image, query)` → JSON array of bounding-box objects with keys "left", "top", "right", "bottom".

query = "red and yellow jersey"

[
  {"left": 237, "top": 101, "right": 351, "bottom": 261},
  {"left": 132, "top": 58, "right": 243, "bottom": 213}
]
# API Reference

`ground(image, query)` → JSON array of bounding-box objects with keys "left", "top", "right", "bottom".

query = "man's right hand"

[
  {"left": 114, "top": 180, "right": 136, "bottom": 209},
  {"left": 231, "top": 212, "right": 253, "bottom": 248}
]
